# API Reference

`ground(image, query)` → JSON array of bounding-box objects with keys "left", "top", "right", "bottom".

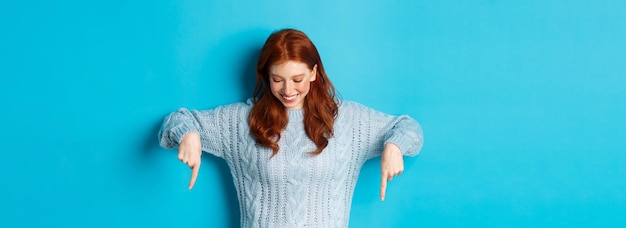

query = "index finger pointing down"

[
  {"left": 189, "top": 165, "right": 199, "bottom": 190},
  {"left": 380, "top": 174, "right": 388, "bottom": 201}
]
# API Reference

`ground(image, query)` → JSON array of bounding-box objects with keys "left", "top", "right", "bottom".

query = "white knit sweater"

[{"left": 159, "top": 100, "right": 423, "bottom": 228}]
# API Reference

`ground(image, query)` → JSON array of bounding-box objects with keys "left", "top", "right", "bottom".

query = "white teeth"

[{"left": 283, "top": 94, "right": 297, "bottom": 101}]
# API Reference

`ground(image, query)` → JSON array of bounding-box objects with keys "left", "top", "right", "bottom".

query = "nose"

[{"left": 283, "top": 81, "right": 294, "bottom": 94}]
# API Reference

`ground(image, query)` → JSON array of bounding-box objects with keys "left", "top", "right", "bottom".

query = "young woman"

[{"left": 159, "top": 28, "right": 423, "bottom": 227}]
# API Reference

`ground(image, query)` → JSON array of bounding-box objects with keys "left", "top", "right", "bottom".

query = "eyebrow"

[{"left": 270, "top": 73, "right": 306, "bottom": 79}]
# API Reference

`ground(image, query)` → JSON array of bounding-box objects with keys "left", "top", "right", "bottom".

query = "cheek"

[
  {"left": 299, "top": 82, "right": 311, "bottom": 93},
  {"left": 269, "top": 82, "right": 281, "bottom": 93}
]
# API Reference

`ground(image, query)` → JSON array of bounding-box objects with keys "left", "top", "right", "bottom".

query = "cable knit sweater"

[{"left": 158, "top": 99, "right": 423, "bottom": 228}]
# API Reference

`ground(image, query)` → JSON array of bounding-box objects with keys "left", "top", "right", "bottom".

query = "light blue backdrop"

[{"left": 1, "top": 0, "right": 625, "bottom": 227}]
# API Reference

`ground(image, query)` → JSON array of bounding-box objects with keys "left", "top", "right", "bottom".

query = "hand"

[
  {"left": 380, "top": 143, "right": 404, "bottom": 201},
  {"left": 179, "top": 131, "right": 202, "bottom": 189}
]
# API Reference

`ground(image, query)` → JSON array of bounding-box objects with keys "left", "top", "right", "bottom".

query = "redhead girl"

[{"left": 159, "top": 28, "right": 423, "bottom": 227}]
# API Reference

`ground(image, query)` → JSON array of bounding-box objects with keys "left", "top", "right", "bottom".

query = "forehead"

[{"left": 269, "top": 61, "right": 311, "bottom": 77}]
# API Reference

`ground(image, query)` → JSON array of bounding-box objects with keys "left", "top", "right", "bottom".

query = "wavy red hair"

[{"left": 248, "top": 29, "right": 338, "bottom": 157}]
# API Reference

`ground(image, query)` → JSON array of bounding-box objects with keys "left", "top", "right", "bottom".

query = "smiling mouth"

[{"left": 282, "top": 94, "right": 298, "bottom": 102}]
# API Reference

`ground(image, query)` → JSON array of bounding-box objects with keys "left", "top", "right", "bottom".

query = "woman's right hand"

[{"left": 179, "top": 131, "right": 202, "bottom": 189}]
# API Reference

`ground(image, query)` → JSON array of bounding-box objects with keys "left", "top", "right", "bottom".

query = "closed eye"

[{"left": 293, "top": 76, "right": 304, "bottom": 83}]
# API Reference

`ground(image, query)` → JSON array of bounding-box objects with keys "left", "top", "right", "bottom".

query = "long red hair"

[{"left": 248, "top": 29, "right": 338, "bottom": 157}]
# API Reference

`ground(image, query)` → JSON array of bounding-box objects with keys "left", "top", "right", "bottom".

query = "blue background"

[{"left": 1, "top": 0, "right": 625, "bottom": 227}]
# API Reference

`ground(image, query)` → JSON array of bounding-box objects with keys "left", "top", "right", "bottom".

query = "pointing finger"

[
  {"left": 380, "top": 174, "right": 388, "bottom": 201},
  {"left": 189, "top": 164, "right": 199, "bottom": 190}
]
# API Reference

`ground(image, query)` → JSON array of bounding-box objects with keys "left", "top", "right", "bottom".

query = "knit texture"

[{"left": 159, "top": 100, "right": 423, "bottom": 228}]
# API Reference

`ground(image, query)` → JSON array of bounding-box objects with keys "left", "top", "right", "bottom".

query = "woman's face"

[{"left": 269, "top": 60, "right": 317, "bottom": 110}]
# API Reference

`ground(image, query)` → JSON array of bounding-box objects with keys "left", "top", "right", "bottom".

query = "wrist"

[{"left": 181, "top": 131, "right": 201, "bottom": 150}]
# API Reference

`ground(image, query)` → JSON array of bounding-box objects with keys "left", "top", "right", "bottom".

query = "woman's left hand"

[{"left": 380, "top": 143, "right": 404, "bottom": 201}]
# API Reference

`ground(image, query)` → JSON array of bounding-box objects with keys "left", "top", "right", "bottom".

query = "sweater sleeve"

[
  {"left": 382, "top": 114, "right": 423, "bottom": 157},
  {"left": 158, "top": 107, "right": 230, "bottom": 158},
  {"left": 342, "top": 101, "right": 423, "bottom": 159}
]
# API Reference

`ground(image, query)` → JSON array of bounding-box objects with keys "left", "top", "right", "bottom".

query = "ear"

[{"left": 310, "top": 64, "right": 318, "bottom": 82}]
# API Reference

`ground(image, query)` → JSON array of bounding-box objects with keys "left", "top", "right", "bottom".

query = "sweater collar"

[{"left": 287, "top": 109, "right": 304, "bottom": 122}]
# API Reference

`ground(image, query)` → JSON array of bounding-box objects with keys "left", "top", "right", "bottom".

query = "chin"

[{"left": 283, "top": 102, "right": 303, "bottom": 110}]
